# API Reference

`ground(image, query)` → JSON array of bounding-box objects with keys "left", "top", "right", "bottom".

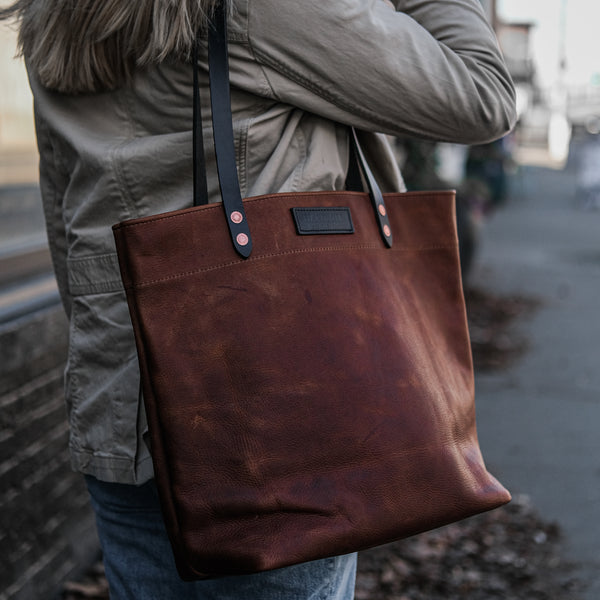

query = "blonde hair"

[{"left": 0, "top": 0, "right": 219, "bottom": 93}]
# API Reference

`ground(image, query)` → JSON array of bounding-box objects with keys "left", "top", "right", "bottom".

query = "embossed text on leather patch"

[{"left": 291, "top": 207, "right": 355, "bottom": 235}]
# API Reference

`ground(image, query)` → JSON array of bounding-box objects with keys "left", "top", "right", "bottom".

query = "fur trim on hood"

[{"left": 0, "top": 0, "right": 221, "bottom": 93}]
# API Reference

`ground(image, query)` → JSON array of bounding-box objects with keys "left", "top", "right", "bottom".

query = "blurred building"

[
  {"left": 496, "top": 23, "right": 536, "bottom": 86},
  {"left": 490, "top": 9, "right": 567, "bottom": 163}
]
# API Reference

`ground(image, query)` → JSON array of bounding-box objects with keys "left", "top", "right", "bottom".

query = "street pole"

[{"left": 491, "top": 0, "right": 498, "bottom": 32}]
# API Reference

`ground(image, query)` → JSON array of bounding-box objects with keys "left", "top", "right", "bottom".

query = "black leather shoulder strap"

[
  {"left": 193, "top": 1, "right": 392, "bottom": 254},
  {"left": 207, "top": 3, "right": 252, "bottom": 258}
]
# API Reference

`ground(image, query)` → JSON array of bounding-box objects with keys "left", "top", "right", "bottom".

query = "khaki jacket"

[{"left": 30, "top": 0, "right": 516, "bottom": 483}]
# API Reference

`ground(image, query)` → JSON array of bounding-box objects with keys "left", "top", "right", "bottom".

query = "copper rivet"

[
  {"left": 384, "top": 225, "right": 391, "bottom": 237},
  {"left": 378, "top": 204, "right": 387, "bottom": 217},
  {"left": 237, "top": 233, "right": 249, "bottom": 246},
  {"left": 231, "top": 211, "right": 243, "bottom": 224}
]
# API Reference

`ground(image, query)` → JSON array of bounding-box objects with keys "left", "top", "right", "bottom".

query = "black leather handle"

[
  {"left": 350, "top": 129, "right": 393, "bottom": 247},
  {"left": 207, "top": 2, "right": 252, "bottom": 258},
  {"left": 193, "top": 1, "right": 393, "bottom": 255}
]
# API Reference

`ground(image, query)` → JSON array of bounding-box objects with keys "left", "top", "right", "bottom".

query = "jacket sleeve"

[{"left": 241, "top": 0, "right": 516, "bottom": 144}]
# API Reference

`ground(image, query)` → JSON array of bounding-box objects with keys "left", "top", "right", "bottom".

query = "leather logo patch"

[{"left": 291, "top": 207, "right": 355, "bottom": 235}]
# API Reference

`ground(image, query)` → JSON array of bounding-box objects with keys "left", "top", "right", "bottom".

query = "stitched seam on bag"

[
  {"left": 114, "top": 190, "right": 454, "bottom": 230},
  {"left": 114, "top": 192, "right": 353, "bottom": 230},
  {"left": 123, "top": 244, "right": 455, "bottom": 289}
]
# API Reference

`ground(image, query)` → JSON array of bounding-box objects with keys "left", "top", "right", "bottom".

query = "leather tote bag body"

[{"left": 113, "top": 3, "right": 510, "bottom": 580}]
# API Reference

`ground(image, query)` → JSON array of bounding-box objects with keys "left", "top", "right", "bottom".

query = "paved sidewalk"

[{"left": 470, "top": 152, "right": 600, "bottom": 598}]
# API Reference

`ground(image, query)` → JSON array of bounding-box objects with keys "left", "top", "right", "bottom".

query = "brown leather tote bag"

[{"left": 113, "top": 3, "right": 510, "bottom": 580}]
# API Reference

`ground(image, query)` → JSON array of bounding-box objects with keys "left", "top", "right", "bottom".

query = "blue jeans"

[{"left": 85, "top": 476, "right": 357, "bottom": 599}]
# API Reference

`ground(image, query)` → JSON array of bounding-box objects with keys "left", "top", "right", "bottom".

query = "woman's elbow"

[
  {"left": 483, "top": 95, "right": 517, "bottom": 142},
  {"left": 467, "top": 79, "right": 518, "bottom": 144}
]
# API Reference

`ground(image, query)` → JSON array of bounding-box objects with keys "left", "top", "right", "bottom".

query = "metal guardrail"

[
  {"left": 0, "top": 272, "right": 59, "bottom": 324},
  {"left": 0, "top": 234, "right": 51, "bottom": 282},
  {"left": 0, "top": 235, "right": 60, "bottom": 325}
]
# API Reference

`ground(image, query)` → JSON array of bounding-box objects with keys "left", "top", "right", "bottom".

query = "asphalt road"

[{"left": 470, "top": 137, "right": 600, "bottom": 599}]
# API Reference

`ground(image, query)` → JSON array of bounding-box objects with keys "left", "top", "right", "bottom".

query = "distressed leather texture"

[{"left": 113, "top": 189, "right": 510, "bottom": 579}]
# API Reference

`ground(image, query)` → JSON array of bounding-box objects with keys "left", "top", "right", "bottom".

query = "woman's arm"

[{"left": 241, "top": 0, "right": 516, "bottom": 143}]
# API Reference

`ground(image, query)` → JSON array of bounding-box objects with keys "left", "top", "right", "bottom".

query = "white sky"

[{"left": 498, "top": 0, "right": 600, "bottom": 87}]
